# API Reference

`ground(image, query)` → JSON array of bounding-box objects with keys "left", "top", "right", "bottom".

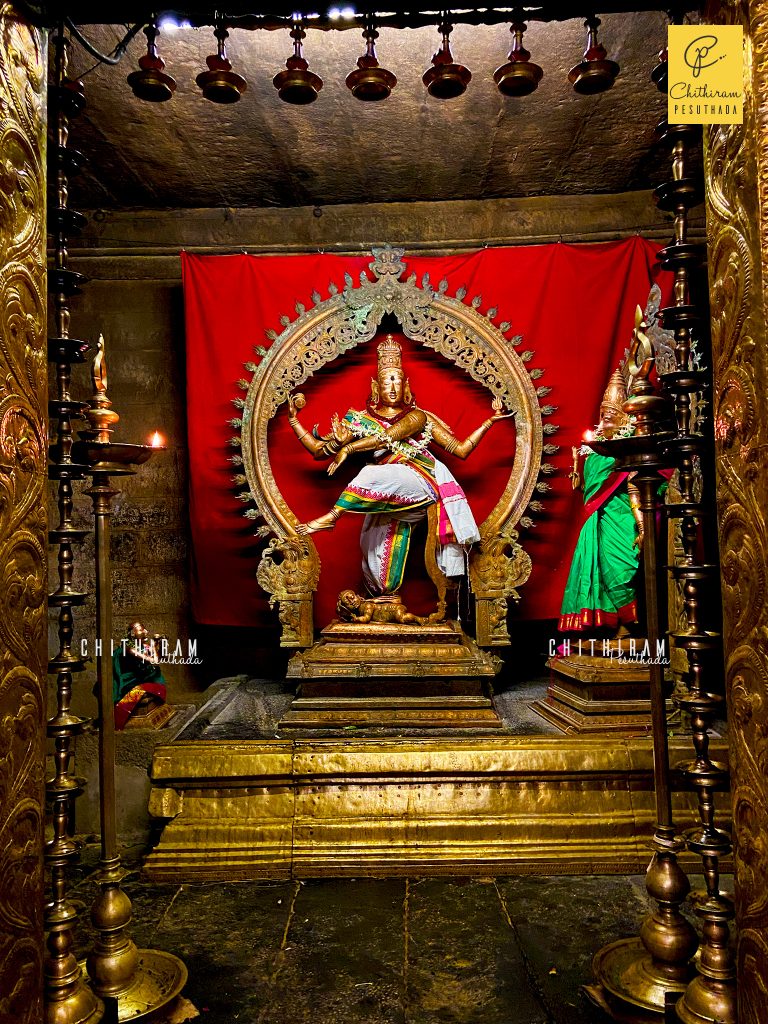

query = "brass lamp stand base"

[
  {"left": 81, "top": 949, "right": 187, "bottom": 1022},
  {"left": 588, "top": 937, "right": 692, "bottom": 1022},
  {"left": 281, "top": 619, "right": 503, "bottom": 731}
]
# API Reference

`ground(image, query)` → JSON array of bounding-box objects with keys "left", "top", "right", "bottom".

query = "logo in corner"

[{"left": 668, "top": 25, "right": 744, "bottom": 125}]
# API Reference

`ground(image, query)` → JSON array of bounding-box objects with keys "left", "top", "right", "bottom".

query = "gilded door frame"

[{"left": 0, "top": 6, "right": 48, "bottom": 1021}]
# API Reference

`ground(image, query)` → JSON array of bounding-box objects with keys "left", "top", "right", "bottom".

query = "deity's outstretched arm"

[
  {"left": 427, "top": 400, "right": 512, "bottom": 460},
  {"left": 286, "top": 393, "right": 327, "bottom": 457}
]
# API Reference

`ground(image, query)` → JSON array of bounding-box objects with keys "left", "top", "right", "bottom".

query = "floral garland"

[
  {"left": 578, "top": 418, "right": 636, "bottom": 455},
  {"left": 346, "top": 410, "right": 433, "bottom": 459}
]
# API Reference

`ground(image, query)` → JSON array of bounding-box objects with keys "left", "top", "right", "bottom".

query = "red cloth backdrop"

[{"left": 182, "top": 241, "right": 671, "bottom": 628}]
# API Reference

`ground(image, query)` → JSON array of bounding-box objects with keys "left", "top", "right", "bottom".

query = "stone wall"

[{"left": 59, "top": 192, "right": 704, "bottom": 709}]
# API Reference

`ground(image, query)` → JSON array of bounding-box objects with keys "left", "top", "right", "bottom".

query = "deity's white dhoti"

[{"left": 335, "top": 450, "right": 480, "bottom": 595}]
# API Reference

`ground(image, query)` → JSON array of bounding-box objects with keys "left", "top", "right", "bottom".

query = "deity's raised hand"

[
  {"left": 489, "top": 396, "right": 514, "bottom": 421},
  {"left": 287, "top": 392, "right": 306, "bottom": 419},
  {"left": 330, "top": 412, "right": 353, "bottom": 446}
]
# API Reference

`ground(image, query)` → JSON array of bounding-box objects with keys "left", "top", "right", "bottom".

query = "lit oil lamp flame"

[
  {"left": 583, "top": 429, "right": 594, "bottom": 442},
  {"left": 150, "top": 431, "right": 164, "bottom": 448}
]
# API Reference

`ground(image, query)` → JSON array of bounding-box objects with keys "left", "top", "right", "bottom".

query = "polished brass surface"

[
  {"left": 591, "top": 939, "right": 687, "bottom": 1019},
  {"left": 704, "top": 0, "right": 768, "bottom": 1018},
  {"left": 568, "top": 17, "right": 620, "bottom": 94},
  {"left": 652, "top": 42, "right": 737, "bottom": 1023},
  {"left": 143, "top": 735, "right": 729, "bottom": 881},
  {"left": 44, "top": 28, "right": 104, "bottom": 1024},
  {"left": 81, "top": 950, "right": 188, "bottom": 1023},
  {"left": 237, "top": 246, "right": 550, "bottom": 647},
  {"left": 127, "top": 20, "right": 176, "bottom": 103},
  {"left": 83, "top": 336, "right": 119, "bottom": 443},
  {"left": 76, "top": 346, "right": 186, "bottom": 1016},
  {"left": 282, "top": 619, "right": 502, "bottom": 730},
  {"left": 0, "top": 8, "right": 49, "bottom": 1021},
  {"left": 493, "top": 20, "right": 543, "bottom": 97},
  {"left": 589, "top": 360, "right": 697, "bottom": 1012},
  {"left": 273, "top": 21, "right": 322, "bottom": 104},
  {"left": 345, "top": 19, "right": 397, "bottom": 101},
  {"left": 80, "top": 346, "right": 141, "bottom": 1001},
  {"left": 196, "top": 25, "right": 247, "bottom": 104},
  {"left": 286, "top": 619, "right": 499, "bottom": 678},
  {"left": 422, "top": 20, "right": 472, "bottom": 99}
]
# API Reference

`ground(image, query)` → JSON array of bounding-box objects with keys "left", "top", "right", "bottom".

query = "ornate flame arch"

[{"left": 233, "top": 247, "right": 557, "bottom": 647}]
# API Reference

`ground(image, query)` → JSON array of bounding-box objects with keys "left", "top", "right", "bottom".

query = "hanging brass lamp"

[
  {"left": 273, "top": 20, "right": 323, "bottom": 104},
  {"left": 651, "top": 45, "right": 668, "bottom": 92},
  {"left": 127, "top": 18, "right": 176, "bottom": 102},
  {"left": 494, "top": 17, "right": 543, "bottom": 97},
  {"left": 422, "top": 17, "right": 471, "bottom": 99},
  {"left": 346, "top": 18, "right": 397, "bottom": 101},
  {"left": 196, "top": 24, "right": 247, "bottom": 103},
  {"left": 568, "top": 16, "right": 620, "bottom": 95}
]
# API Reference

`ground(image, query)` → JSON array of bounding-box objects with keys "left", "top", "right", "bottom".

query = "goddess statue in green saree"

[{"left": 559, "top": 367, "right": 643, "bottom": 634}]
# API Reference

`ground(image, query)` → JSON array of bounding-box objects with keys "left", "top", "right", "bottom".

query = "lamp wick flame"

[{"left": 150, "top": 430, "right": 164, "bottom": 448}]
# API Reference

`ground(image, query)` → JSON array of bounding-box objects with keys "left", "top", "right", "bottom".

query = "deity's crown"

[
  {"left": 377, "top": 334, "right": 402, "bottom": 374},
  {"left": 600, "top": 367, "right": 629, "bottom": 418}
]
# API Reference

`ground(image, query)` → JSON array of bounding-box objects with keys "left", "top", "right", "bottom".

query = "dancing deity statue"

[
  {"left": 288, "top": 334, "right": 511, "bottom": 602},
  {"left": 559, "top": 366, "right": 644, "bottom": 636}
]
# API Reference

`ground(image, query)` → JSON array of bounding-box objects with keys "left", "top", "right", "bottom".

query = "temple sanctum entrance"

[{"left": 1, "top": 2, "right": 767, "bottom": 1022}]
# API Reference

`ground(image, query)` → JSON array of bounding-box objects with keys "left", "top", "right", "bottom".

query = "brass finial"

[{"left": 85, "top": 334, "right": 119, "bottom": 443}]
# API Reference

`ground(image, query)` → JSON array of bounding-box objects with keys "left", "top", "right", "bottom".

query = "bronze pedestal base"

[
  {"left": 80, "top": 948, "right": 187, "bottom": 1022},
  {"left": 281, "top": 619, "right": 502, "bottom": 732},
  {"left": 530, "top": 653, "right": 669, "bottom": 735},
  {"left": 586, "top": 936, "right": 693, "bottom": 1023}
]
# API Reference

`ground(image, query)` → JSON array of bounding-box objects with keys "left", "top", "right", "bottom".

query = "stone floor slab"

[
  {"left": 260, "top": 878, "right": 407, "bottom": 1024},
  {"left": 405, "top": 877, "right": 550, "bottom": 1024}
]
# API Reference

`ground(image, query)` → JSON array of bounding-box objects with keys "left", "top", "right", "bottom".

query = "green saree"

[{"left": 559, "top": 451, "right": 639, "bottom": 632}]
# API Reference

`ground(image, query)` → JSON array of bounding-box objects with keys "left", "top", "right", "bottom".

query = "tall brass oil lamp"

[
  {"left": 585, "top": 319, "right": 698, "bottom": 1021},
  {"left": 72, "top": 338, "right": 187, "bottom": 1021}
]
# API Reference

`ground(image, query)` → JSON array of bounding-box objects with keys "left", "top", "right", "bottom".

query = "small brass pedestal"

[
  {"left": 532, "top": 649, "right": 658, "bottom": 734},
  {"left": 281, "top": 619, "right": 503, "bottom": 731}
]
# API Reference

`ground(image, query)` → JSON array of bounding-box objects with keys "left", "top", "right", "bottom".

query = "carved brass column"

[
  {"left": 44, "top": 28, "right": 103, "bottom": 1024},
  {"left": 0, "top": 6, "right": 48, "bottom": 1021},
  {"left": 706, "top": 0, "right": 768, "bottom": 1020}
]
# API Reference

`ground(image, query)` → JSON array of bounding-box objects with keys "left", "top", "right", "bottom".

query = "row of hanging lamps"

[{"left": 126, "top": 13, "right": 621, "bottom": 105}]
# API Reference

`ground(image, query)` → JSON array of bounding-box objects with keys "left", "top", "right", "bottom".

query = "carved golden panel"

[
  {"left": 143, "top": 735, "right": 729, "bottom": 881},
  {"left": 705, "top": 0, "right": 768, "bottom": 1018},
  {"left": 0, "top": 6, "right": 47, "bottom": 1022}
]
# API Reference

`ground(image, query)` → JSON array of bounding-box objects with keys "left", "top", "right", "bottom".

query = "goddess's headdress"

[{"left": 600, "top": 367, "right": 630, "bottom": 422}]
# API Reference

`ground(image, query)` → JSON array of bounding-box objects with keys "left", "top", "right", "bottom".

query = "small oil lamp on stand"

[{"left": 72, "top": 337, "right": 187, "bottom": 1021}]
